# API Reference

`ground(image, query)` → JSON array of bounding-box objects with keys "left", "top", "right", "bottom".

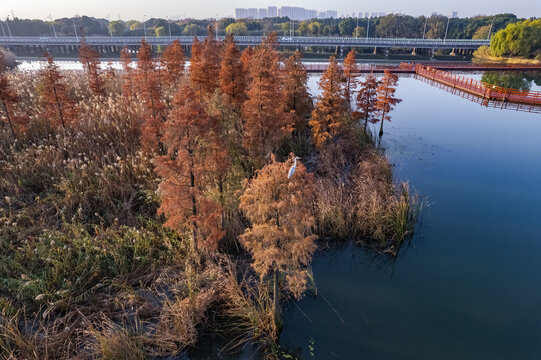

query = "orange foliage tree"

[
  {"left": 240, "top": 46, "right": 254, "bottom": 75},
  {"left": 120, "top": 46, "right": 134, "bottom": 98},
  {"left": 355, "top": 74, "right": 380, "bottom": 129},
  {"left": 135, "top": 40, "right": 166, "bottom": 153},
  {"left": 37, "top": 51, "right": 76, "bottom": 129},
  {"left": 219, "top": 34, "right": 246, "bottom": 110},
  {"left": 376, "top": 69, "right": 402, "bottom": 137},
  {"left": 162, "top": 39, "right": 185, "bottom": 87},
  {"left": 309, "top": 56, "right": 346, "bottom": 148},
  {"left": 0, "top": 68, "right": 23, "bottom": 138},
  {"left": 343, "top": 50, "right": 359, "bottom": 110},
  {"left": 242, "top": 34, "right": 293, "bottom": 162},
  {"left": 190, "top": 27, "right": 222, "bottom": 98},
  {"left": 79, "top": 39, "right": 105, "bottom": 96},
  {"left": 155, "top": 83, "right": 224, "bottom": 252},
  {"left": 239, "top": 155, "right": 317, "bottom": 324},
  {"left": 283, "top": 51, "right": 313, "bottom": 136}
]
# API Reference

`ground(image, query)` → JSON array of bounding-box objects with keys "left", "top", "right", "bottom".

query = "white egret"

[{"left": 288, "top": 156, "right": 301, "bottom": 179}]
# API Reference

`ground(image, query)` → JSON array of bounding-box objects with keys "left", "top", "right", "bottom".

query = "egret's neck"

[{"left": 293, "top": 158, "right": 297, "bottom": 166}]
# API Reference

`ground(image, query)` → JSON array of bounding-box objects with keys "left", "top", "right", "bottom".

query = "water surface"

[{"left": 281, "top": 72, "right": 541, "bottom": 359}]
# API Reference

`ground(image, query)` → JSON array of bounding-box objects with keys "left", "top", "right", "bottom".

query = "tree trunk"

[
  {"left": 273, "top": 268, "right": 281, "bottom": 329},
  {"left": 2, "top": 101, "right": 16, "bottom": 139},
  {"left": 52, "top": 85, "right": 65, "bottom": 128},
  {"left": 379, "top": 111, "right": 385, "bottom": 138}
]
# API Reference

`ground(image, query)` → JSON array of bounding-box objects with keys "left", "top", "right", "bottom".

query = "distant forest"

[{"left": 0, "top": 13, "right": 526, "bottom": 39}]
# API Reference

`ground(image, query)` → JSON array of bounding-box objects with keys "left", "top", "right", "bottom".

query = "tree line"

[{"left": 1, "top": 13, "right": 523, "bottom": 39}]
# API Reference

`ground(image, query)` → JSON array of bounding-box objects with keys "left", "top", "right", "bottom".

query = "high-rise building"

[
  {"left": 452, "top": 11, "right": 458, "bottom": 18},
  {"left": 267, "top": 6, "right": 278, "bottom": 17},
  {"left": 247, "top": 8, "right": 258, "bottom": 18},
  {"left": 235, "top": 6, "right": 329, "bottom": 20}
]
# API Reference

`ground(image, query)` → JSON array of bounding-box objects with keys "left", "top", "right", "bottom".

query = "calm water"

[{"left": 279, "top": 73, "right": 541, "bottom": 359}]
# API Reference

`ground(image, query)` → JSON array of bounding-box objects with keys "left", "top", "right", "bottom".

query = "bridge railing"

[{"left": 415, "top": 64, "right": 541, "bottom": 104}]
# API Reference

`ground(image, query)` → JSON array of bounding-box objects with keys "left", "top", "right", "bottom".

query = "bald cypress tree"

[
  {"left": 37, "top": 51, "right": 76, "bottom": 129},
  {"left": 309, "top": 56, "right": 346, "bottom": 149},
  {"left": 283, "top": 50, "right": 313, "bottom": 136},
  {"left": 79, "top": 39, "right": 105, "bottom": 96},
  {"left": 343, "top": 50, "right": 359, "bottom": 110},
  {"left": 135, "top": 39, "right": 165, "bottom": 153},
  {"left": 240, "top": 155, "right": 317, "bottom": 327},
  {"left": 162, "top": 39, "right": 185, "bottom": 87},
  {"left": 155, "top": 83, "right": 224, "bottom": 252},
  {"left": 219, "top": 34, "right": 246, "bottom": 111},
  {"left": 242, "top": 34, "right": 293, "bottom": 162}
]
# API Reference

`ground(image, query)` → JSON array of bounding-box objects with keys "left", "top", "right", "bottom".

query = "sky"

[{"left": 0, "top": 0, "right": 539, "bottom": 21}]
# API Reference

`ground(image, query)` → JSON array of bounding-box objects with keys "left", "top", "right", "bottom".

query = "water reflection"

[{"left": 415, "top": 74, "right": 541, "bottom": 114}]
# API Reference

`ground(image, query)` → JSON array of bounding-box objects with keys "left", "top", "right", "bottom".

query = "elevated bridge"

[{"left": 0, "top": 36, "right": 489, "bottom": 56}]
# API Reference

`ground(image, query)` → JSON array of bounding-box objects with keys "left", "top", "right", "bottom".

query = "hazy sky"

[{"left": 1, "top": 0, "right": 539, "bottom": 20}]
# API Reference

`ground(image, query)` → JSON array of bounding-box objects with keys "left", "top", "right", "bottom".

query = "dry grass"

[
  {"left": 473, "top": 46, "right": 541, "bottom": 65},
  {"left": 315, "top": 140, "right": 421, "bottom": 253}
]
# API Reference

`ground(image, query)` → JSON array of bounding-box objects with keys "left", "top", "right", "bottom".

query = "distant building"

[
  {"left": 247, "top": 8, "right": 258, "bottom": 18},
  {"left": 452, "top": 11, "right": 458, "bottom": 18},
  {"left": 364, "top": 12, "right": 370, "bottom": 18},
  {"left": 267, "top": 6, "right": 278, "bottom": 17},
  {"left": 235, "top": 6, "right": 332, "bottom": 20}
]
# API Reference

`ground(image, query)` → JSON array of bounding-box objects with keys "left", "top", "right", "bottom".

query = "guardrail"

[
  {"left": 0, "top": 36, "right": 490, "bottom": 49},
  {"left": 415, "top": 64, "right": 541, "bottom": 105}
]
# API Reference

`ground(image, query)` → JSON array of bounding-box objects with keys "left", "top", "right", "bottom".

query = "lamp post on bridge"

[
  {"left": 443, "top": 16, "right": 450, "bottom": 42},
  {"left": 48, "top": 14, "right": 57, "bottom": 38},
  {"left": 73, "top": 17, "right": 79, "bottom": 41},
  {"left": 487, "top": 17, "right": 495, "bottom": 41},
  {"left": 143, "top": 14, "right": 147, "bottom": 39},
  {"left": 5, "top": 16, "right": 13, "bottom": 39}
]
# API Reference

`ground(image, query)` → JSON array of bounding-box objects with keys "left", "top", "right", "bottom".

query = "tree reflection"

[{"left": 481, "top": 71, "right": 531, "bottom": 90}]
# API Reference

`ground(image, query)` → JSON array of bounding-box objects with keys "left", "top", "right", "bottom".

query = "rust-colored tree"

[
  {"left": 283, "top": 51, "right": 313, "bottom": 136},
  {"left": 0, "top": 70, "right": 24, "bottom": 138},
  {"left": 239, "top": 155, "right": 317, "bottom": 326},
  {"left": 242, "top": 34, "right": 293, "bottom": 162},
  {"left": 240, "top": 46, "right": 254, "bottom": 74},
  {"left": 162, "top": 39, "right": 185, "bottom": 87},
  {"left": 343, "top": 50, "right": 359, "bottom": 110},
  {"left": 79, "top": 39, "right": 105, "bottom": 96},
  {"left": 37, "top": 51, "right": 76, "bottom": 129},
  {"left": 135, "top": 39, "right": 166, "bottom": 153},
  {"left": 120, "top": 46, "right": 134, "bottom": 98},
  {"left": 376, "top": 69, "right": 402, "bottom": 138},
  {"left": 219, "top": 34, "right": 246, "bottom": 110},
  {"left": 355, "top": 74, "right": 380, "bottom": 129},
  {"left": 155, "top": 83, "right": 224, "bottom": 252},
  {"left": 190, "top": 27, "right": 222, "bottom": 98},
  {"left": 309, "top": 56, "right": 346, "bottom": 148}
]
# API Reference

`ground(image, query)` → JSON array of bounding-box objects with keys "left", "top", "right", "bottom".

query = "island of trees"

[{"left": 0, "top": 31, "right": 418, "bottom": 358}]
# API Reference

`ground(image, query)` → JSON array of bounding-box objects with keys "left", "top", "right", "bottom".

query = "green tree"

[
  {"left": 472, "top": 24, "right": 491, "bottom": 39},
  {"left": 338, "top": 18, "right": 356, "bottom": 36},
  {"left": 225, "top": 22, "right": 248, "bottom": 35},
  {"left": 490, "top": 19, "right": 541, "bottom": 57},
  {"left": 155, "top": 26, "right": 166, "bottom": 37},
  {"left": 308, "top": 21, "right": 322, "bottom": 35},
  {"left": 108, "top": 20, "right": 126, "bottom": 36},
  {"left": 353, "top": 26, "right": 365, "bottom": 37}
]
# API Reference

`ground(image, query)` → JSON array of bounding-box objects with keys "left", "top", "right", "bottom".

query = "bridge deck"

[
  {"left": 303, "top": 62, "right": 541, "bottom": 73},
  {"left": 415, "top": 65, "right": 541, "bottom": 106},
  {"left": 0, "top": 36, "right": 489, "bottom": 49}
]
